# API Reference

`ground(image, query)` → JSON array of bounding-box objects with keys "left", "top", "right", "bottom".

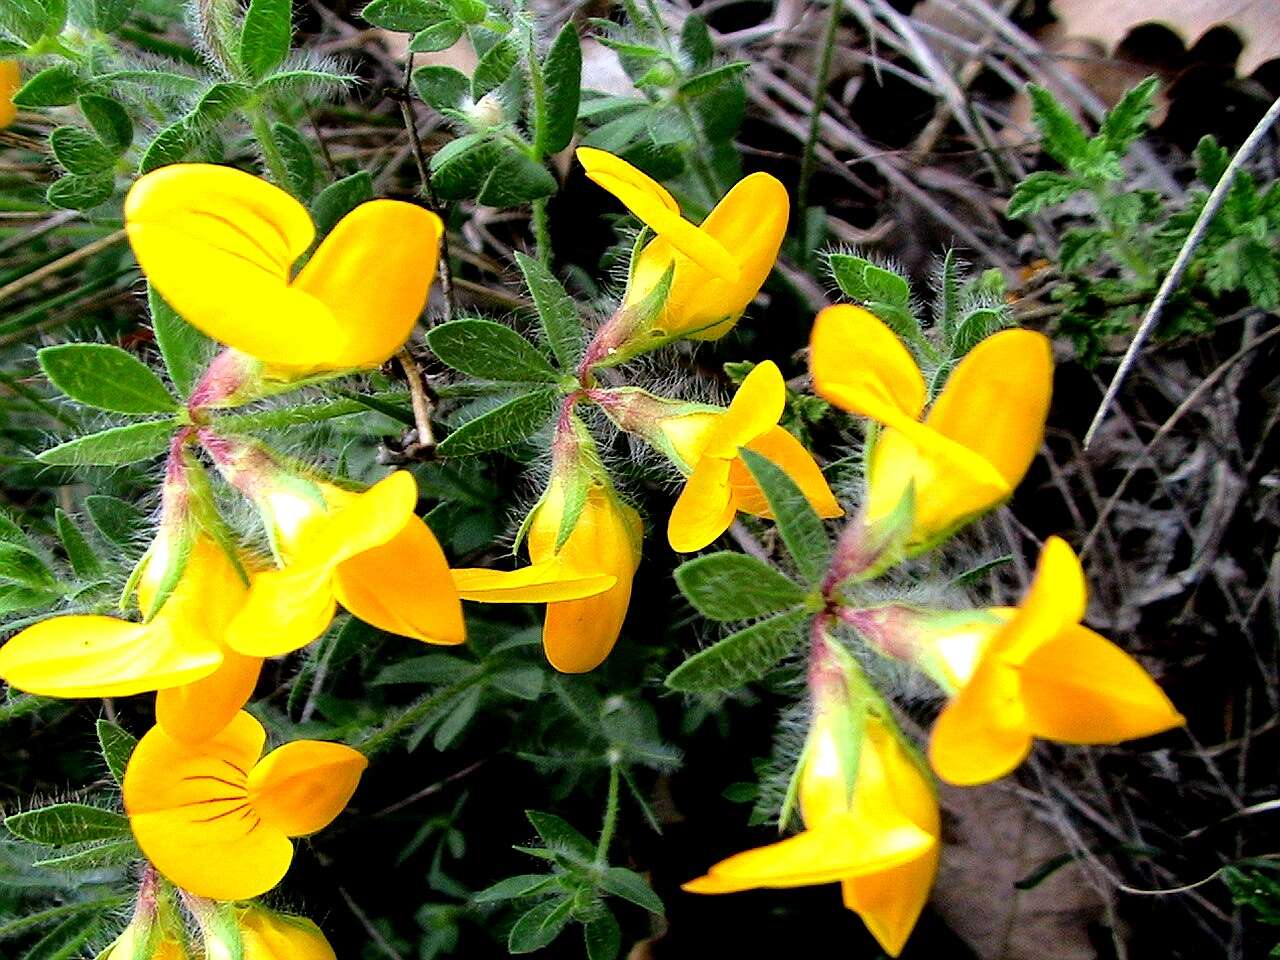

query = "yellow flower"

[
  {"left": 124, "top": 710, "right": 367, "bottom": 900},
  {"left": 457, "top": 473, "right": 641, "bottom": 674},
  {"left": 0, "top": 534, "right": 261, "bottom": 743},
  {"left": 577, "top": 147, "right": 788, "bottom": 343},
  {"left": 215, "top": 449, "right": 464, "bottom": 657},
  {"left": 124, "top": 163, "right": 441, "bottom": 374},
  {"left": 810, "top": 304, "right": 1052, "bottom": 550},
  {"left": 234, "top": 907, "right": 336, "bottom": 960},
  {"left": 928, "top": 536, "right": 1185, "bottom": 786},
  {"left": 1, "top": 62, "right": 19, "bottom": 129},
  {"left": 684, "top": 708, "right": 938, "bottom": 957},
  {"left": 665, "top": 360, "right": 842, "bottom": 553}
]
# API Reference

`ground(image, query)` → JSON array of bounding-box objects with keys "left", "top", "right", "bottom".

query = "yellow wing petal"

[
  {"left": 928, "top": 661, "right": 1031, "bottom": 786},
  {"left": 333, "top": 516, "right": 465, "bottom": 645},
  {"left": 124, "top": 712, "right": 295, "bottom": 901},
  {"left": 809, "top": 305, "right": 926, "bottom": 429},
  {"left": 123, "top": 164, "right": 333, "bottom": 366},
  {"left": 927, "top": 328, "right": 1052, "bottom": 489},
  {"left": 247, "top": 739, "right": 367, "bottom": 837},
  {"left": 453, "top": 560, "right": 617, "bottom": 603},
  {"left": 1019, "top": 624, "right": 1184, "bottom": 744},
  {"left": 290, "top": 200, "right": 441, "bottom": 370},
  {"left": 667, "top": 457, "right": 735, "bottom": 553},
  {"left": 226, "top": 563, "right": 338, "bottom": 657},
  {"left": 155, "top": 650, "right": 263, "bottom": 743},
  {"left": 576, "top": 146, "right": 739, "bottom": 281},
  {"left": 732, "top": 425, "right": 843, "bottom": 519}
]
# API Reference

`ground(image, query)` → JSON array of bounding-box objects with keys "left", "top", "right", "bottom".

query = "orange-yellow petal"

[
  {"left": 0, "top": 62, "right": 19, "bottom": 129},
  {"left": 576, "top": 146, "right": 739, "bottom": 282},
  {"left": 452, "top": 560, "right": 616, "bottom": 603},
  {"left": 155, "top": 649, "right": 263, "bottom": 743},
  {"left": 810, "top": 305, "right": 926, "bottom": 431},
  {"left": 332, "top": 516, "right": 464, "bottom": 645},
  {"left": 731, "top": 425, "right": 842, "bottom": 520},
  {"left": 247, "top": 739, "right": 367, "bottom": 837},
  {"left": 667, "top": 457, "right": 735, "bottom": 553},
  {"left": 926, "top": 329, "right": 1052, "bottom": 490},
  {"left": 928, "top": 660, "right": 1031, "bottom": 786},
  {"left": 1019, "top": 624, "right": 1184, "bottom": 744},
  {"left": 226, "top": 564, "right": 338, "bottom": 658},
  {"left": 124, "top": 712, "right": 294, "bottom": 901},
  {"left": 239, "top": 908, "right": 336, "bottom": 960},
  {"left": 289, "top": 200, "right": 441, "bottom": 370}
]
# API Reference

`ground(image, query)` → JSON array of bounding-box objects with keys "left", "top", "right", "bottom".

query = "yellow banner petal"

[
  {"left": 247, "top": 739, "right": 367, "bottom": 837},
  {"left": 999, "top": 536, "right": 1088, "bottom": 663},
  {"left": 704, "top": 360, "right": 786, "bottom": 459},
  {"left": 810, "top": 305, "right": 926, "bottom": 428}
]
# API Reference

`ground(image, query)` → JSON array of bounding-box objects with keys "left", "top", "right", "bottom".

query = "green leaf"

[
  {"left": 21, "top": 914, "right": 99, "bottom": 960},
  {"left": 1006, "top": 171, "right": 1078, "bottom": 219},
  {"left": 679, "top": 14, "right": 713, "bottom": 70},
  {"left": 39, "top": 344, "right": 177, "bottom": 414},
  {"left": 31, "top": 838, "right": 139, "bottom": 871},
  {"left": 507, "top": 898, "right": 572, "bottom": 954},
  {"left": 473, "top": 873, "right": 558, "bottom": 903},
  {"left": 12, "top": 66, "right": 82, "bottom": 108},
  {"left": 38, "top": 421, "right": 175, "bottom": 467},
  {"left": 84, "top": 495, "right": 146, "bottom": 547},
  {"left": 675, "top": 552, "right": 807, "bottom": 620},
  {"left": 433, "top": 684, "right": 481, "bottom": 749},
  {"left": 77, "top": 95, "right": 132, "bottom": 151},
  {"left": 92, "top": 0, "right": 134, "bottom": 30},
  {"left": 678, "top": 61, "right": 748, "bottom": 98},
  {"left": 412, "top": 64, "right": 471, "bottom": 111},
  {"left": 5, "top": 804, "right": 130, "bottom": 846},
  {"left": 427, "top": 319, "right": 559, "bottom": 382},
  {"left": 541, "top": 23, "right": 582, "bottom": 154},
  {"left": 526, "top": 809, "right": 595, "bottom": 860},
  {"left": 273, "top": 123, "right": 316, "bottom": 198},
  {"left": 1058, "top": 228, "right": 1107, "bottom": 272},
  {"left": 55, "top": 509, "right": 103, "bottom": 580},
  {"left": 583, "top": 909, "right": 621, "bottom": 960},
  {"left": 360, "top": 0, "right": 445, "bottom": 31},
  {"left": 50, "top": 126, "right": 114, "bottom": 175},
  {"left": 1195, "top": 134, "right": 1230, "bottom": 188},
  {"left": 514, "top": 252, "right": 582, "bottom": 369},
  {"left": 96, "top": 719, "right": 136, "bottom": 786},
  {"left": 1027, "top": 84, "right": 1089, "bottom": 168},
  {"left": 149, "top": 284, "right": 214, "bottom": 397},
  {"left": 310, "top": 171, "right": 373, "bottom": 234},
  {"left": 1100, "top": 75, "right": 1158, "bottom": 154},
  {"left": 738, "top": 448, "right": 830, "bottom": 585},
  {"left": 240, "top": 0, "right": 293, "bottom": 81},
  {"left": 437, "top": 388, "right": 560, "bottom": 456},
  {"left": 409, "top": 19, "right": 464, "bottom": 52},
  {"left": 138, "top": 82, "right": 252, "bottom": 173},
  {"left": 447, "top": 0, "right": 486, "bottom": 24},
  {"left": 665, "top": 607, "right": 809, "bottom": 693},
  {"left": 45, "top": 173, "right": 114, "bottom": 211},
  {"left": 0, "top": 543, "right": 56, "bottom": 589},
  {"left": 0, "top": 1, "right": 52, "bottom": 44},
  {"left": 596, "top": 867, "right": 664, "bottom": 915},
  {"left": 472, "top": 36, "right": 519, "bottom": 100},
  {"left": 477, "top": 143, "right": 557, "bottom": 207}
]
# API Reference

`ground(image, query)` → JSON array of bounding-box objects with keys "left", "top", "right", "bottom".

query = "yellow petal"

[
  {"left": 999, "top": 536, "right": 1088, "bottom": 664},
  {"left": 239, "top": 909, "right": 336, "bottom": 960},
  {"left": 531, "top": 486, "right": 642, "bottom": 673},
  {"left": 292, "top": 472, "right": 418, "bottom": 569},
  {"left": 247, "top": 739, "right": 367, "bottom": 837},
  {"left": 453, "top": 560, "right": 616, "bottom": 603},
  {"left": 0, "top": 62, "right": 19, "bottom": 129},
  {"left": 124, "top": 712, "right": 295, "bottom": 901},
  {"left": 333, "top": 516, "right": 465, "bottom": 645},
  {"left": 928, "top": 660, "right": 1031, "bottom": 786},
  {"left": 658, "top": 411, "right": 720, "bottom": 472},
  {"left": 865, "top": 425, "right": 1011, "bottom": 543},
  {"left": 667, "top": 457, "right": 735, "bottom": 553},
  {"left": 156, "top": 649, "right": 263, "bottom": 743},
  {"left": 576, "top": 147, "right": 739, "bottom": 281},
  {"left": 731, "top": 425, "right": 843, "bottom": 519},
  {"left": 842, "top": 846, "right": 939, "bottom": 957},
  {"left": 1019, "top": 624, "right": 1184, "bottom": 743},
  {"left": 704, "top": 361, "right": 786, "bottom": 459},
  {"left": 123, "top": 164, "right": 326, "bottom": 366},
  {"left": 0, "top": 615, "right": 221, "bottom": 698},
  {"left": 289, "top": 200, "right": 441, "bottom": 370},
  {"left": 683, "top": 811, "right": 933, "bottom": 892},
  {"left": 809, "top": 305, "right": 925, "bottom": 430},
  {"left": 227, "top": 564, "right": 338, "bottom": 658},
  {"left": 927, "top": 329, "right": 1052, "bottom": 489}
]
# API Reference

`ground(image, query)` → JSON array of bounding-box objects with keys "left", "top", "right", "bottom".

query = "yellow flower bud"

[{"left": 0, "top": 62, "right": 19, "bottom": 129}]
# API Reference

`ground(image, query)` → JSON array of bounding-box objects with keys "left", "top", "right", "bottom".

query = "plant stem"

[
  {"left": 595, "top": 759, "right": 622, "bottom": 866},
  {"left": 245, "top": 102, "right": 291, "bottom": 189},
  {"left": 357, "top": 672, "right": 485, "bottom": 756},
  {"left": 798, "top": 0, "right": 842, "bottom": 213},
  {"left": 531, "top": 197, "right": 552, "bottom": 267}
]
